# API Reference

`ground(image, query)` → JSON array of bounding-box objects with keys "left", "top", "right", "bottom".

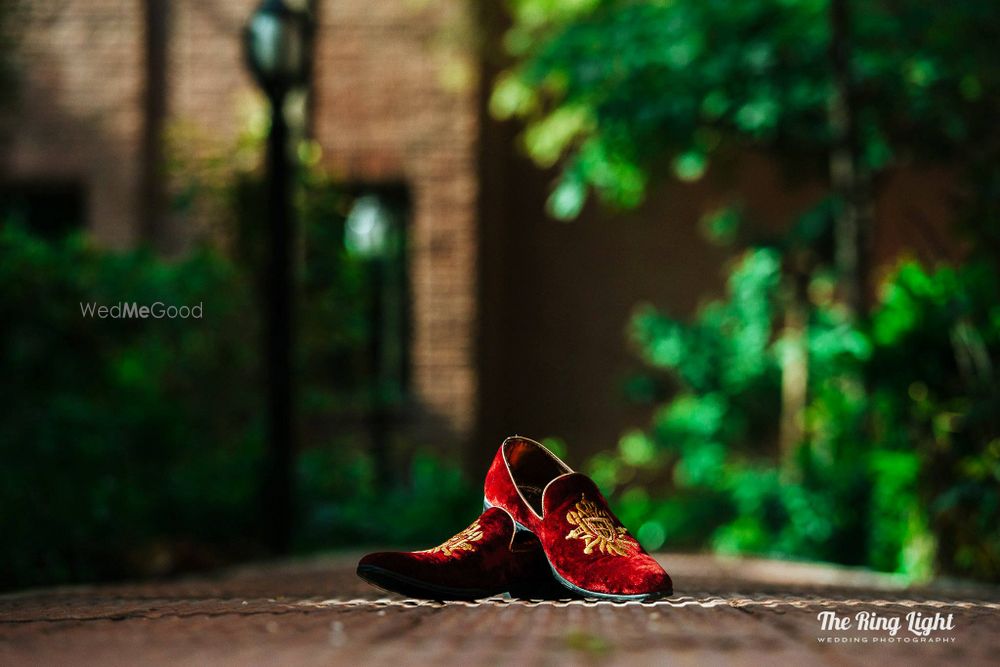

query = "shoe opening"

[{"left": 504, "top": 437, "right": 572, "bottom": 515}]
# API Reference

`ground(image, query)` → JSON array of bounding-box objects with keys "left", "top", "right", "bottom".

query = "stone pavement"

[{"left": 2, "top": 553, "right": 998, "bottom": 666}]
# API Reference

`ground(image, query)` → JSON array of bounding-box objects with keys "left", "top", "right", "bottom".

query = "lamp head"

[{"left": 244, "top": 0, "right": 314, "bottom": 101}]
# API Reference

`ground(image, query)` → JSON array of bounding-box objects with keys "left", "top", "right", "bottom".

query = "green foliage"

[
  {"left": 494, "top": 0, "right": 1000, "bottom": 241},
  {"left": 0, "top": 156, "right": 473, "bottom": 588},
  {"left": 0, "top": 224, "right": 262, "bottom": 587},
  {"left": 496, "top": 0, "right": 1000, "bottom": 582},
  {"left": 298, "top": 448, "right": 476, "bottom": 550},
  {"left": 865, "top": 261, "right": 1000, "bottom": 577},
  {"left": 597, "top": 249, "right": 999, "bottom": 580}
]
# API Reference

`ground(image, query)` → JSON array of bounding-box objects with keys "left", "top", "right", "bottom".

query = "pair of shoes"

[{"left": 357, "top": 436, "right": 673, "bottom": 601}]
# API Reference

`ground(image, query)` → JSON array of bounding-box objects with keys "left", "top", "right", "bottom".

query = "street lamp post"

[{"left": 244, "top": 0, "right": 314, "bottom": 554}]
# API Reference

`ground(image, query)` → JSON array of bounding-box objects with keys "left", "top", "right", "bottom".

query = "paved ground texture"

[{"left": 2, "top": 553, "right": 998, "bottom": 666}]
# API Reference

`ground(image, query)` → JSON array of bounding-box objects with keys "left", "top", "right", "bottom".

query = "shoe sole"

[
  {"left": 356, "top": 563, "right": 502, "bottom": 601},
  {"left": 484, "top": 497, "right": 673, "bottom": 602},
  {"left": 357, "top": 563, "right": 558, "bottom": 602}
]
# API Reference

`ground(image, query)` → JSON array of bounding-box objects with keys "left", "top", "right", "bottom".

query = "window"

[{"left": 0, "top": 181, "right": 86, "bottom": 238}]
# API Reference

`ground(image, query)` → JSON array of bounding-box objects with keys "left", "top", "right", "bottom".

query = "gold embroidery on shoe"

[
  {"left": 565, "top": 495, "right": 635, "bottom": 557},
  {"left": 427, "top": 519, "right": 484, "bottom": 557}
]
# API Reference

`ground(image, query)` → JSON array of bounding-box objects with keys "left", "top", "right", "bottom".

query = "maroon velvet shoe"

[
  {"left": 356, "top": 506, "right": 558, "bottom": 600},
  {"left": 484, "top": 436, "right": 673, "bottom": 601}
]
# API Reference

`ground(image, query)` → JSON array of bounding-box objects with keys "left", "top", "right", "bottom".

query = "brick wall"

[
  {"left": 312, "top": 0, "right": 481, "bottom": 446},
  {"left": 164, "top": 0, "right": 261, "bottom": 249},
  {"left": 0, "top": 0, "right": 145, "bottom": 248}
]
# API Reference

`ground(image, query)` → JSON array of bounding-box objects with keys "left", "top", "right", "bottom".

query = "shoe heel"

[
  {"left": 483, "top": 497, "right": 532, "bottom": 533},
  {"left": 507, "top": 576, "right": 577, "bottom": 601}
]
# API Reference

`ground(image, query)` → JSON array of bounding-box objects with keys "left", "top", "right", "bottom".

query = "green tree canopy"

[
  {"left": 491, "top": 0, "right": 1000, "bottom": 581},
  {"left": 493, "top": 0, "right": 1000, "bottom": 237}
]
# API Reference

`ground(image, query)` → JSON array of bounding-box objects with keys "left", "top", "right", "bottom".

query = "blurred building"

[
  {"left": 0, "top": 1, "right": 960, "bottom": 465},
  {"left": 0, "top": 0, "right": 480, "bottom": 455}
]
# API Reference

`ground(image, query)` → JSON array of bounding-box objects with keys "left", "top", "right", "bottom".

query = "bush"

[
  {"left": 595, "top": 248, "right": 1000, "bottom": 581},
  {"left": 0, "top": 221, "right": 476, "bottom": 590},
  {"left": 0, "top": 224, "right": 262, "bottom": 587}
]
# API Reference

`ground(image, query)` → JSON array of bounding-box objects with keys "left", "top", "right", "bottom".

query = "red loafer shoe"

[
  {"left": 357, "top": 506, "right": 558, "bottom": 600},
  {"left": 484, "top": 436, "right": 673, "bottom": 601}
]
